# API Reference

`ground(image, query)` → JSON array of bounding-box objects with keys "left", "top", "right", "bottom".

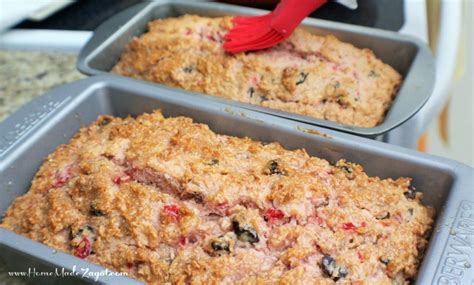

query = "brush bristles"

[{"left": 224, "top": 14, "right": 285, "bottom": 53}]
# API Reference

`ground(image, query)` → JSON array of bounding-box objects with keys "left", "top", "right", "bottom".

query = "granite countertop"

[
  {"left": 0, "top": 50, "right": 84, "bottom": 285},
  {"left": 0, "top": 50, "right": 84, "bottom": 122}
]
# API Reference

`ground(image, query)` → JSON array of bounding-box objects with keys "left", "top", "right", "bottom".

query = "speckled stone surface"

[
  {"left": 0, "top": 50, "right": 84, "bottom": 285},
  {"left": 0, "top": 50, "right": 84, "bottom": 122}
]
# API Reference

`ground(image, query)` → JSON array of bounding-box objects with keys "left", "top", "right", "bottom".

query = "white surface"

[
  {"left": 427, "top": 1, "right": 474, "bottom": 167},
  {"left": 28, "top": 1, "right": 74, "bottom": 21},
  {"left": 386, "top": 0, "right": 462, "bottom": 148},
  {"left": 333, "top": 0, "right": 358, "bottom": 10},
  {"left": 0, "top": 0, "right": 72, "bottom": 32},
  {"left": 0, "top": 30, "right": 92, "bottom": 52},
  {"left": 399, "top": 0, "right": 428, "bottom": 42}
]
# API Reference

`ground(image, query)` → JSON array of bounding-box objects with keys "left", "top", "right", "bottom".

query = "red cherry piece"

[
  {"left": 265, "top": 208, "right": 285, "bottom": 221},
  {"left": 343, "top": 222, "right": 357, "bottom": 231},
  {"left": 113, "top": 173, "right": 130, "bottom": 185},
  {"left": 315, "top": 216, "right": 324, "bottom": 225},
  {"left": 216, "top": 202, "right": 228, "bottom": 209},
  {"left": 74, "top": 237, "right": 91, "bottom": 259},
  {"left": 179, "top": 236, "right": 188, "bottom": 248},
  {"left": 53, "top": 166, "right": 72, "bottom": 187},
  {"left": 250, "top": 76, "right": 259, "bottom": 86},
  {"left": 164, "top": 204, "right": 180, "bottom": 220}
]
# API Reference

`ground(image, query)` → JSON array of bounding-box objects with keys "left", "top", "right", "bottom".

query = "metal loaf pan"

[
  {"left": 0, "top": 76, "right": 472, "bottom": 284},
  {"left": 77, "top": 0, "right": 435, "bottom": 138}
]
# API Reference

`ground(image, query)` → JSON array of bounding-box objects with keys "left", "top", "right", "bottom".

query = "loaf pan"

[
  {"left": 77, "top": 0, "right": 435, "bottom": 138},
  {"left": 0, "top": 76, "right": 472, "bottom": 284}
]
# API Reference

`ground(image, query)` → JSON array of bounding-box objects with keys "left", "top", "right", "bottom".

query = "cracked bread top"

[
  {"left": 112, "top": 15, "right": 402, "bottom": 128},
  {"left": 1, "top": 110, "right": 433, "bottom": 284}
]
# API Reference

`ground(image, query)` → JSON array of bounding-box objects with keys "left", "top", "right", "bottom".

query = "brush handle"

[{"left": 270, "top": 0, "right": 327, "bottom": 38}]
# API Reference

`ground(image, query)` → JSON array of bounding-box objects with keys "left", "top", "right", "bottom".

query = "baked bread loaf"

[
  {"left": 1, "top": 110, "right": 434, "bottom": 284},
  {"left": 112, "top": 15, "right": 402, "bottom": 128}
]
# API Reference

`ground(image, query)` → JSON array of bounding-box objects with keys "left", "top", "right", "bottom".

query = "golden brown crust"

[
  {"left": 112, "top": 15, "right": 402, "bottom": 128},
  {"left": 1, "top": 110, "right": 433, "bottom": 284}
]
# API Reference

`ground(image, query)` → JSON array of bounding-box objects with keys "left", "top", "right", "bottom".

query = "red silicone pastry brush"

[{"left": 224, "top": 0, "right": 357, "bottom": 53}]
